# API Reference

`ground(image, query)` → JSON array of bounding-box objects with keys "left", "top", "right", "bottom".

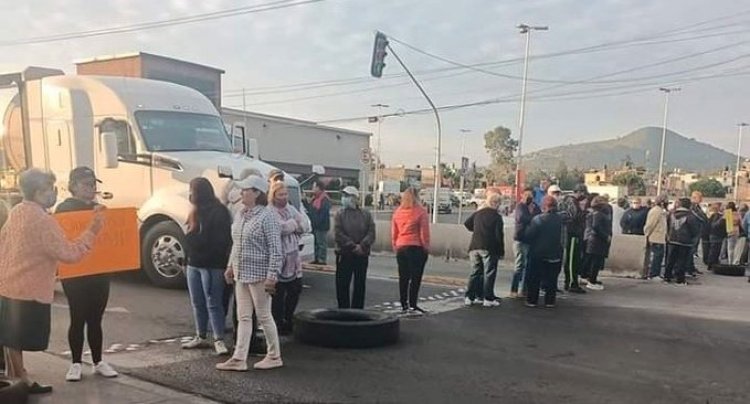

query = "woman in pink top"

[
  {"left": 0, "top": 168, "right": 104, "bottom": 395},
  {"left": 391, "top": 188, "right": 431, "bottom": 314}
]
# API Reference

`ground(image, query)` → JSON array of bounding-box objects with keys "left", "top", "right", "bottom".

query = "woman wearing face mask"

[
  {"left": 55, "top": 167, "right": 119, "bottom": 382},
  {"left": 182, "top": 177, "right": 232, "bottom": 355},
  {"left": 0, "top": 168, "right": 105, "bottom": 394},
  {"left": 217, "top": 175, "right": 283, "bottom": 372},
  {"left": 334, "top": 186, "right": 376, "bottom": 309},
  {"left": 268, "top": 182, "right": 310, "bottom": 335}
]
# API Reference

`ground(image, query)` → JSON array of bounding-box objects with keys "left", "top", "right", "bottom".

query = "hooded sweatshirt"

[{"left": 391, "top": 204, "right": 430, "bottom": 251}]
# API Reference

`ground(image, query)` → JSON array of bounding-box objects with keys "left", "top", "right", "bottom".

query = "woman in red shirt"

[{"left": 391, "top": 188, "right": 431, "bottom": 314}]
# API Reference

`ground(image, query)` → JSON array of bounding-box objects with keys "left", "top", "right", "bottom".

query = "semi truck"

[{"left": 0, "top": 67, "right": 314, "bottom": 288}]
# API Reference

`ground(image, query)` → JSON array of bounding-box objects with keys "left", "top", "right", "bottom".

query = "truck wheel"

[
  {"left": 142, "top": 221, "right": 187, "bottom": 289},
  {"left": 0, "top": 379, "right": 29, "bottom": 404},
  {"left": 294, "top": 309, "right": 399, "bottom": 349},
  {"left": 712, "top": 264, "right": 746, "bottom": 277}
]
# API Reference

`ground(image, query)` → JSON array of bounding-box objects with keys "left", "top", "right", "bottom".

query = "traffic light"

[{"left": 370, "top": 31, "right": 389, "bottom": 78}]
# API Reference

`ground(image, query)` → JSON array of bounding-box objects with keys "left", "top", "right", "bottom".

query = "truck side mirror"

[{"left": 101, "top": 132, "right": 119, "bottom": 168}]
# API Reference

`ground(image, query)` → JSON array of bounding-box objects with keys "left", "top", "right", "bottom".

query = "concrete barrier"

[{"left": 343, "top": 220, "right": 645, "bottom": 276}]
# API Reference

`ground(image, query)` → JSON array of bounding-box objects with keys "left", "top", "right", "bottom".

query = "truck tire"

[
  {"left": 0, "top": 379, "right": 29, "bottom": 404},
  {"left": 712, "top": 264, "right": 746, "bottom": 277},
  {"left": 294, "top": 309, "right": 399, "bottom": 349},
  {"left": 141, "top": 221, "right": 187, "bottom": 289}
]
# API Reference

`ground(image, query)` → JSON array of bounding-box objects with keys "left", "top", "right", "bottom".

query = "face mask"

[
  {"left": 342, "top": 196, "right": 355, "bottom": 209},
  {"left": 40, "top": 188, "right": 58, "bottom": 209}
]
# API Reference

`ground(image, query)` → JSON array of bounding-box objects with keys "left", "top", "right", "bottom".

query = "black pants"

[
  {"left": 526, "top": 256, "right": 562, "bottom": 306},
  {"left": 563, "top": 235, "right": 584, "bottom": 289},
  {"left": 396, "top": 246, "right": 428, "bottom": 309},
  {"left": 61, "top": 275, "right": 110, "bottom": 364},
  {"left": 707, "top": 240, "right": 723, "bottom": 269},
  {"left": 584, "top": 253, "right": 606, "bottom": 283},
  {"left": 336, "top": 252, "right": 369, "bottom": 309},
  {"left": 701, "top": 238, "right": 710, "bottom": 266},
  {"left": 271, "top": 278, "right": 303, "bottom": 333},
  {"left": 665, "top": 244, "right": 692, "bottom": 283}
]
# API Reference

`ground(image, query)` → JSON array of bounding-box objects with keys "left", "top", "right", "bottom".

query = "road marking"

[{"left": 52, "top": 303, "right": 130, "bottom": 314}]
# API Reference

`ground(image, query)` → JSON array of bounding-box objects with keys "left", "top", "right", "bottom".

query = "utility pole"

[
  {"left": 371, "top": 103, "right": 389, "bottom": 216},
  {"left": 515, "top": 23, "right": 548, "bottom": 200},
  {"left": 656, "top": 87, "right": 680, "bottom": 196},
  {"left": 735, "top": 123, "right": 749, "bottom": 202},
  {"left": 458, "top": 129, "right": 471, "bottom": 224}
]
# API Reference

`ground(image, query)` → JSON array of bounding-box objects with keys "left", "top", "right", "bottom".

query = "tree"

[
  {"left": 553, "top": 162, "right": 584, "bottom": 190},
  {"left": 483, "top": 126, "right": 518, "bottom": 186},
  {"left": 612, "top": 171, "right": 646, "bottom": 195},
  {"left": 689, "top": 178, "right": 726, "bottom": 198}
]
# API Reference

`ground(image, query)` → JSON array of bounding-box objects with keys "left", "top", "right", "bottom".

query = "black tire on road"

[
  {"left": 0, "top": 379, "right": 29, "bottom": 404},
  {"left": 712, "top": 264, "right": 746, "bottom": 277},
  {"left": 141, "top": 221, "right": 187, "bottom": 289},
  {"left": 294, "top": 309, "right": 399, "bottom": 349}
]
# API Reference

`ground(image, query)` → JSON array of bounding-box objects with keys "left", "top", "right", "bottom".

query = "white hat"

[
  {"left": 233, "top": 175, "right": 269, "bottom": 193},
  {"left": 342, "top": 186, "right": 359, "bottom": 197},
  {"left": 547, "top": 184, "right": 562, "bottom": 195}
]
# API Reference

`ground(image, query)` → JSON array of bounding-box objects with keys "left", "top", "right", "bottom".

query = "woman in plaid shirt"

[{"left": 216, "top": 175, "right": 284, "bottom": 372}]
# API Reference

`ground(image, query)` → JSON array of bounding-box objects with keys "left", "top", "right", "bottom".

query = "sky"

[{"left": 2, "top": 0, "right": 750, "bottom": 168}]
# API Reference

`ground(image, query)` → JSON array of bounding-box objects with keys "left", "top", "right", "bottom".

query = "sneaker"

[
  {"left": 525, "top": 302, "right": 537, "bottom": 308},
  {"left": 674, "top": 281, "right": 688, "bottom": 287},
  {"left": 544, "top": 304, "right": 556, "bottom": 308},
  {"left": 216, "top": 358, "right": 248, "bottom": 372},
  {"left": 412, "top": 306, "right": 428, "bottom": 314},
  {"left": 586, "top": 283, "right": 604, "bottom": 291},
  {"left": 579, "top": 278, "right": 589, "bottom": 286},
  {"left": 509, "top": 291, "right": 518, "bottom": 299},
  {"left": 214, "top": 340, "right": 229, "bottom": 356},
  {"left": 568, "top": 286, "right": 587, "bottom": 294},
  {"left": 253, "top": 356, "right": 283, "bottom": 370},
  {"left": 464, "top": 297, "right": 474, "bottom": 306},
  {"left": 182, "top": 336, "right": 210, "bottom": 349},
  {"left": 65, "top": 363, "right": 82, "bottom": 382},
  {"left": 483, "top": 299, "right": 501, "bottom": 307},
  {"left": 94, "top": 361, "right": 118, "bottom": 378}
]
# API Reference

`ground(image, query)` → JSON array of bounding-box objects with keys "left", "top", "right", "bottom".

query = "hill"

[{"left": 523, "top": 127, "right": 736, "bottom": 173}]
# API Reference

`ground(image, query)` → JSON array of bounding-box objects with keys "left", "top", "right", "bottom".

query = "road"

[{"left": 40, "top": 258, "right": 750, "bottom": 403}]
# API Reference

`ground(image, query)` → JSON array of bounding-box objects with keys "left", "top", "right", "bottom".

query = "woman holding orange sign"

[{"left": 0, "top": 168, "right": 105, "bottom": 395}]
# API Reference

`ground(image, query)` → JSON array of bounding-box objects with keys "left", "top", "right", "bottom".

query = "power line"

[{"left": 0, "top": 0, "right": 326, "bottom": 46}]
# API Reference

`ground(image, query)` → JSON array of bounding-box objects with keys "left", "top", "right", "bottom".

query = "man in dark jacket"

[
  {"left": 309, "top": 180, "right": 331, "bottom": 265},
  {"left": 665, "top": 198, "right": 702, "bottom": 285},
  {"left": 560, "top": 184, "right": 589, "bottom": 293},
  {"left": 583, "top": 196, "right": 612, "bottom": 290},
  {"left": 334, "top": 186, "right": 376, "bottom": 309},
  {"left": 620, "top": 197, "right": 648, "bottom": 235},
  {"left": 689, "top": 191, "right": 708, "bottom": 275},
  {"left": 511, "top": 188, "right": 540, "bottom": 298},
  {"left": 524, "top": 195, "right": 564, "bottom": 308},
  {"left": 464, "top": 192, "right": 505, "bottom": 307}
]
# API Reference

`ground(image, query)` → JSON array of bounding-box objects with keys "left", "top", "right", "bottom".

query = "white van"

[{"left": 0, "top": 68, "right": 313, "bottom": 288}]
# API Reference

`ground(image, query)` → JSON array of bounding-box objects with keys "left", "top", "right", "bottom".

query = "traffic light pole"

[{"left": 387, "top": 43, "right": 443, "bottom": 224}]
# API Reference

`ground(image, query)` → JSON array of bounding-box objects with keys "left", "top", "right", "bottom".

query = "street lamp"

[
  {"left": 458, "top": 129, "right": 471, "bottom": 224},
  {"left": 656, "top": 87, "right": 681, "bottom": 196},
  {"left": 371, "top": 103, "right": 389, "bottom": 215},
  {"left": 515, "top": 23, "right": 548, "bottom": 199},
  {"left": 735, "top": 122, "right": 749, "bottom": 202}
]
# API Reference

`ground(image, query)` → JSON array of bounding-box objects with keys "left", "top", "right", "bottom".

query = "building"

[
  {"left": 584, "top": 168, "right": 612, "bottom": 186},
  {"left": 75, "top": 52, "right": 370, "bottom": 181},
  {"left": 380, "top": 166, "right": 421, "bottom": 185}
]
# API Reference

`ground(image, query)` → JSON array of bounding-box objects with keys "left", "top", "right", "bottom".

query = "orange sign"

[{"left": 55, "top": 208, "right": 141, "bottom": 280}]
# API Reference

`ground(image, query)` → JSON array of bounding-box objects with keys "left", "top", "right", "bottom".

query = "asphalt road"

[{"left": 42, "top": 260, "right": 750, "bottom": 403}]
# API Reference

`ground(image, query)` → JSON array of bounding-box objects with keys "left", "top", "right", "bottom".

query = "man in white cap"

[
  {"left": 547, "top": 184, "right": 562, "bottom": 200},
  {"left": 333, "top": 186, "right": 376, "bottom": 309}
]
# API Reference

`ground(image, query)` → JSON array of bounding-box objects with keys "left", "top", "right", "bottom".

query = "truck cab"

[{"left": 0, "top": 69, "right": 313, "bottom": 288}]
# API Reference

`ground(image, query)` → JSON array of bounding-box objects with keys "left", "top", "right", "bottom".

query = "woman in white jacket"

[{"left": 268, "top": 181, "right": 310, "bottom": 335}]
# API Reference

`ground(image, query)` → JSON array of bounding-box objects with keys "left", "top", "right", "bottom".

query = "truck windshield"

[{"left": 135, "top": 111, "right": 233, "bottom": 153}]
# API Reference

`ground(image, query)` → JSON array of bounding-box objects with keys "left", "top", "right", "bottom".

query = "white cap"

[
  {"left": 233, "top": 175, "right": 269, "bottom": 193},
  {"left": 547, "top": 185, "right": 562, "bottom": 195},
  {"left": 342, "top": 186, "right": 359, "bottom": 197}
]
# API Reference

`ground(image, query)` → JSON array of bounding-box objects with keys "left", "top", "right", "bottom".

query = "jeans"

[
  {"left": 271, "top": 278, "right": 303, "bottom": 333},
  {"left": 233, "top": 281, "right": 280, "bottom": 361},
  {"left": 314, "top": 230, "right": 328, "bottom": 263},
  {"left": 186, "top": 266, "right": 226, "bottom": 340},
  {"left": 466, "top": 250, "right": 499, "bottom": 301},
  {"left": 648, "top": 243, "right": 665, "bottom": 278},
  {"left": 396, "top": 246, "right": 428, "bottom": 309},
  {"left": 62, "top": 275, "right": 110, "bottom": 364},
  {"left": 335, "top": 252, "right": 369, "bottom": 309},
  {"left": 511, "top": 242, "right": 529, "bottom": 294},
  {"left": 526, "top": 256, "right": 562, "bottom": 306},
  {"left": 665, "top": 244, "right": 692, "bottom": 283},
  {"left": 564, "top": 235, "right": 584, "bottom": 289}
]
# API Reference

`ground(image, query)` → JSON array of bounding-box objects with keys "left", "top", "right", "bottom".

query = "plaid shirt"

[{"left": 230, "top": 206, "right": 282, "bottom": 283}]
